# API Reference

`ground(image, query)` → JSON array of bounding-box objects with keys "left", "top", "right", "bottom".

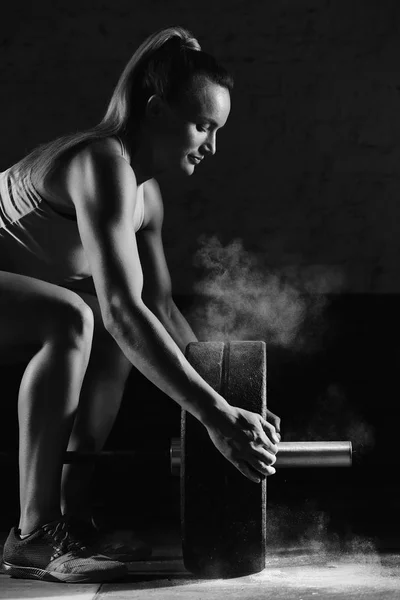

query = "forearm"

[
  {"left": 154, "top": 300, "right": 197, "bottom": 353},
  {"left": 106, "top": 298, "right": 228, "bottom": 424}
]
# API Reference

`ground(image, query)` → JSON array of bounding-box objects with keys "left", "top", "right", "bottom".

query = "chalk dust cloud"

[
  {"left": 189, "top": 235, "right": 374, "bottom": 453},
  {"left": 190, "top": 235, "right": 344, "bottom": 350}
]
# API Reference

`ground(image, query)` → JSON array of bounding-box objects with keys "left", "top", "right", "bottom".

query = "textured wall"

[{"left": 1, "top": 0, "right": 400, "bottom": 293}]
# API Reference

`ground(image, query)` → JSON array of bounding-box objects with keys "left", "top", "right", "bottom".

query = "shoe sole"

[{"left": 2, "top": 560, "right": 127, "bottom": 583}]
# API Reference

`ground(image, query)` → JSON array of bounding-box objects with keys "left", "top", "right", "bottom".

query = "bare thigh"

[{"left": 0, "top": 270, "right": 93, "bottom": 364}]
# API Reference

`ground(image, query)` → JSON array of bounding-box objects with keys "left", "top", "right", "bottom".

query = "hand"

[
  {"left": 266, "top": 409, "right": 281, "bottom": 442},
  {"left": 204, "top": 405, "right": 280, "bottom": 483}
]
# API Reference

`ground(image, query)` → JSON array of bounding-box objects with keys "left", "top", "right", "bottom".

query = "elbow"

[
  {"left": 103, "top": 313, "right": 119, "bottom": 337},
  {"left": 102, "top": 294, "right": 122, "bottom": 335},
  {"left": 152, "top": 295, "right": 174, "bottom": 323},
  {"left": 102, "top": 292, "right": 145, "bottom": 337},
  {"left": 103, "top": 308, "right": 121, "bottom": 338},
  {"left": 141, "top": 289, "right": 173, "bottom": 323}
]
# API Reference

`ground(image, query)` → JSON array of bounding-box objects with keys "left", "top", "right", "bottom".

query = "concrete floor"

[{"left": 1, "top": 525, "right": 400, "bottom": 600}]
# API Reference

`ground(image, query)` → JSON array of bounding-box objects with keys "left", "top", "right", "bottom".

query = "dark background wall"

[
  {"left": 1, "top": 0, "right": 400, "bottom": 545},
  {"left": 2, "top": 0, "right": 400, "bottom": 295}
]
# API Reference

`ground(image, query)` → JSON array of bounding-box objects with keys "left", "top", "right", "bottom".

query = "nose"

[{"left": 203, "top": 132, "right": 216, "bottom": 156}]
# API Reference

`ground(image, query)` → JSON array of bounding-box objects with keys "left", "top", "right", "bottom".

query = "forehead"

[{"left": 176, "top": 76, "right": 231, "bottom": 126}]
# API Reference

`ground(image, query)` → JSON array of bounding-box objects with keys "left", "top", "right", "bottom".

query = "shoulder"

[
  {"left": 50, "top": 136, "right": 128, "bottom": 185},
  {"left": 63, "top": 138, "right": 138, "bottom": 212},
  {"left": 68, "top": 136, "right": 131, "bottom": 179},
  {"left": 142, "top": 178, "right": 164, "bottom": 230},
  {"left": 84, "top": 136, "right": 127, "bottom": 163}
]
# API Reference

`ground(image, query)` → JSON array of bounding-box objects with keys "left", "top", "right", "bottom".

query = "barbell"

[{"left": 0, "top": 341, "right": 352, "bottom": 578}]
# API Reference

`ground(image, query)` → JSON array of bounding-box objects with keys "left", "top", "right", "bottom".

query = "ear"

[{"left": 145, "top": 94, "right": 165, "bottom": 120}]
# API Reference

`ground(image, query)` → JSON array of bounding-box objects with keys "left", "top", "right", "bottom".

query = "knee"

[{"left": 47, "top": 296, "right": 94, "bottom": 350}]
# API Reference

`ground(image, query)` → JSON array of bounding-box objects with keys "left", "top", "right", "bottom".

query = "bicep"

[
  {"left": 136, "top": 226, "right": 173, "bottom": 311},
  {"left": 67, "top": 149, "right": 144, "bottom": 319},
  {"left": 136, "top": 179, "right": 173, "bottom": 311},
  {"left": 79, "top": 211, "right": 144, "bottom": 311}
]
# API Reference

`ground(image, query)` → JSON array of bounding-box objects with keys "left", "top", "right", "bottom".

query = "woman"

[{"left": 0, "top": 26, "right": 281, "bottom": 583}]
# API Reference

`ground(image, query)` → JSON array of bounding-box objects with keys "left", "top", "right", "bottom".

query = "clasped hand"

[{"left": 205, "top": 406, "right": 281, "bottom": 483}]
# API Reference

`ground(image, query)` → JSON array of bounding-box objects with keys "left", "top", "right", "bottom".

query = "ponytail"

[{"left": 16, "top": 26, "right": 233, "bottom": 185}]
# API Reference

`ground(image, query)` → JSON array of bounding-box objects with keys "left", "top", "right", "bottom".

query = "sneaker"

[
  {"left": 1, "top": 517, "right": 128, "bottom": 583},
  {"left": 67, "top": 516, "right": 153, "bottom": 562}
]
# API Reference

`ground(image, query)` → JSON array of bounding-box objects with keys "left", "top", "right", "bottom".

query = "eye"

[{"left": 196, "top": 124, "right": 208, "bottom": 132}]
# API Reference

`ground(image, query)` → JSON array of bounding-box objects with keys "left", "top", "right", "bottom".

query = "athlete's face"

[{"left": 151, "top": 76, "right": 231, "bottom": 175}]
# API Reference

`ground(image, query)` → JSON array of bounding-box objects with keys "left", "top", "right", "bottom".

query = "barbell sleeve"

[
  {"left": 171, "top": 439, "right": 352, "bottom": 475},
  {"left": 274, "top": 441, "right": 352, "bottom": 468}
]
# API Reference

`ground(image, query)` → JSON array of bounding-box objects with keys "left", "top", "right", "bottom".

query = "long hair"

[{"left": 16, "top": 26, "right": 234, "bottom": 185}]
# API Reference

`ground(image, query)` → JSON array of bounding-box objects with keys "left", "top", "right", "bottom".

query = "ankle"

[
  {"left": 62, "top": 507, "right": 94, "bottom": 523},
  {"left": 19, "top": 510, "right": 62, "bottom": 537}
]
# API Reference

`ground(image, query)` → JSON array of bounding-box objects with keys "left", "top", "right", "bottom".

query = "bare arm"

[
  {"left": 166, "top": 302, "right": 198, "bottom": 351},
  {"left": 136, "top": 178, "right": 280, "bottom": 437},
  {"left": 136, "top": 178, "right": 197, "bottom": 353},
  {"left": 67, "top": 149, "right": 221, "bottom": 424},
  {"left": 66, "top": 145, "right": 278, "bottom": 481}
]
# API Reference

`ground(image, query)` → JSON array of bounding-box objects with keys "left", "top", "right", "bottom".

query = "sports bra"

[{"left": 0, "top": 135, "right": 145, "bottom": 284}]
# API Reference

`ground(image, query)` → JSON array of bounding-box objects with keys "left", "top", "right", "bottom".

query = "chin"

[{"left": 176, "top": 160, "right": 195, "bottom": 177}]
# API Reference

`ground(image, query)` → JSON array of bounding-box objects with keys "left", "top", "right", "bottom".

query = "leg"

[
  {"left": 61, "top": 290, "right": 132, "bottom": 518},
  {"left": 59, "top": 285, "right": 151, "bottom": 562},
  {"left": 0, "top": 271, "right": 94, "bottom": 535}
]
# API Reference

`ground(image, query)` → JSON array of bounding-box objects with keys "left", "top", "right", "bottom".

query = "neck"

[{"left": 120, "top": 129, "right": 166, "bottom": 186}]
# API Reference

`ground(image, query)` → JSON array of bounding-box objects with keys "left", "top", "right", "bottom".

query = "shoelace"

[{"left": 42, "top": 519, "right": 88, "bottom": 557}]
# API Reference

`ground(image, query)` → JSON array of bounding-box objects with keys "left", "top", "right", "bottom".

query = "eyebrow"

[{"left": 201, "top": 118, "right": 224, "bottom": 129}]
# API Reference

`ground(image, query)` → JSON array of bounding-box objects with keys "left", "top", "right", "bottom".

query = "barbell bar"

[{"left": 0, "top": 439, "right": 352, "bottom": 472}]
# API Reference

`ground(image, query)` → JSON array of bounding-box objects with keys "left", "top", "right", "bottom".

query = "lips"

[{"left": 188, "top": 155, "right": 203, "bottom": 164}]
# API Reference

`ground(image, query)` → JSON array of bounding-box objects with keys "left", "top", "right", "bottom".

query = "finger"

[
  {"left": 248, "top": 438, "right": 278, "bottom": 460},
  {"left": 257, "top": 428, "right": 279, "bottom": 450},
  {"left": 266, "top": 409, "right": 281, "bottom": 434},
  {"left": 251, "top": 447, "right": 277, "bottom": 466},
  {"left": 252, "top": 433, "right": 278, "bottom": 455},
  {"left": 246, "top": 459, "right": 276, "bottom": 478},
  {"left": 260, "top": 417, "right": 281, "bottom": 444},
  {"left": 251, "top": 456, "right": 277, "bottom": 474},
  {"left": 232, "top": 460, "right": 264, "bottom": 483}
]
